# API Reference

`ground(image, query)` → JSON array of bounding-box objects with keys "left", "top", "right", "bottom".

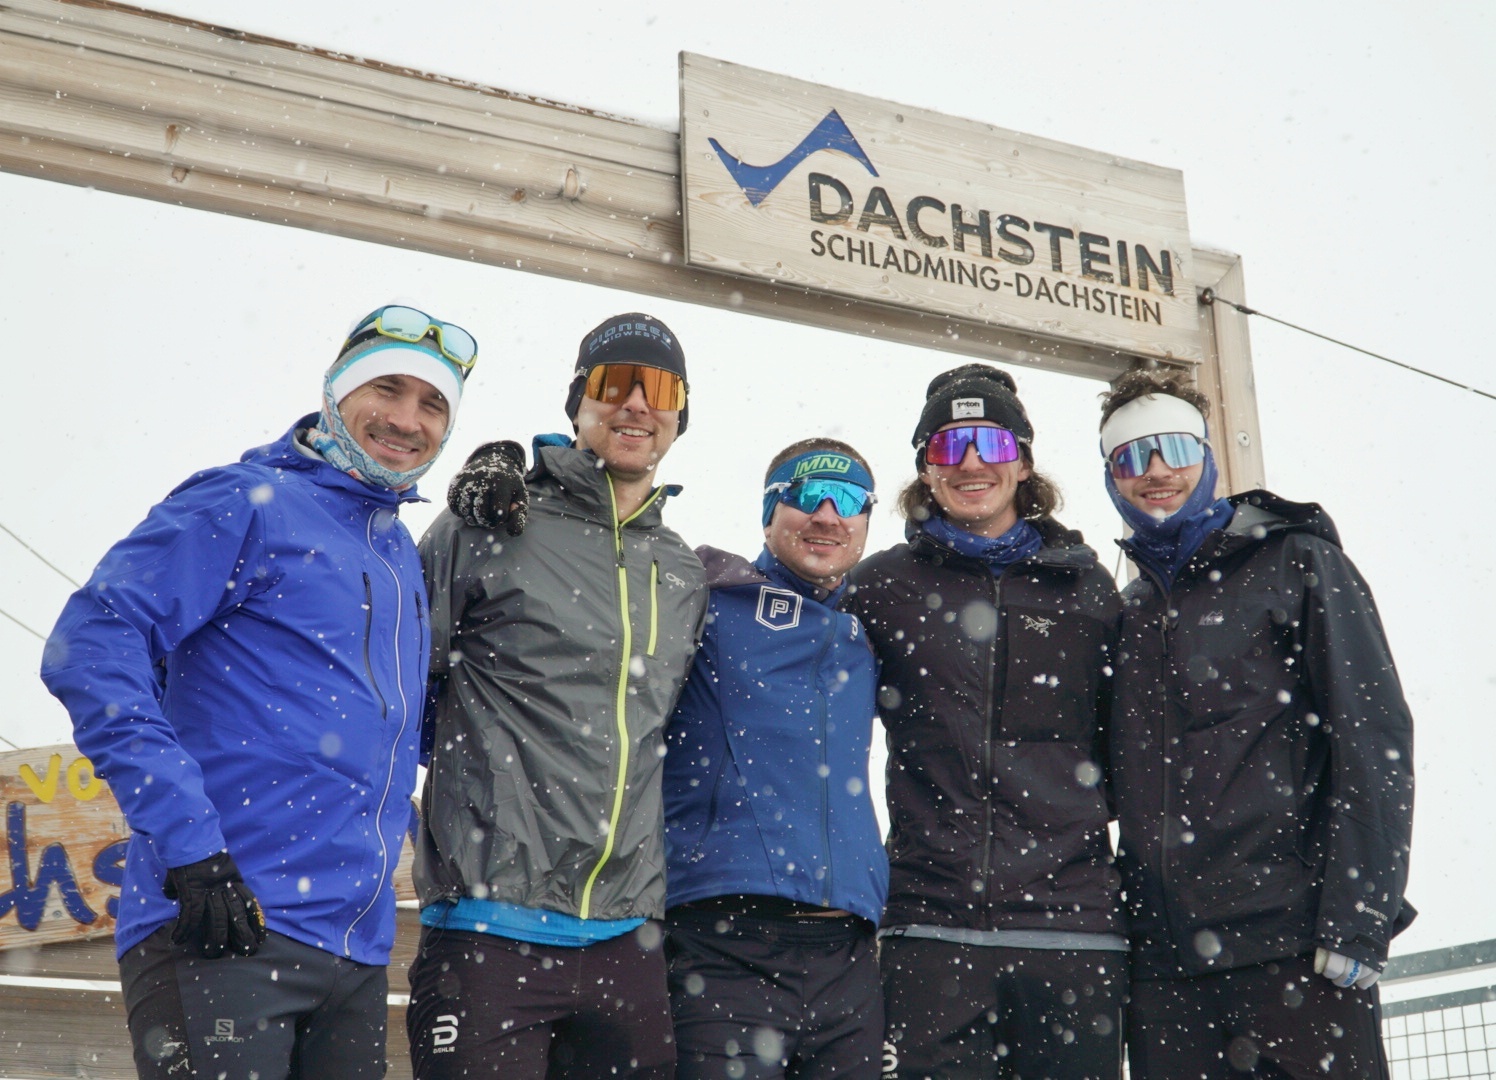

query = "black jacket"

[
  {"left": 1112, "top": 490, "right": 1415, "bottom": 979},
  {"left": 843, "top": 517, "right": 1123, "bottom": 933}
]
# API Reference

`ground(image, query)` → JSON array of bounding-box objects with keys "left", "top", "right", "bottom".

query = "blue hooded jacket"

[
  {"left": 663, "top": 547, "right": 888, "bottom": 924},
  {"left": 41, "top": 417, "right": 428, "bottom": 965}
]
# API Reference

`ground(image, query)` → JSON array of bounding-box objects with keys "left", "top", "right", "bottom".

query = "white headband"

[
  {"left": 328, "top": 343, "right": 464, "bottom": 434},
  {"left": 1100, "top": 394, "right": 1207, "bottom": 457}
]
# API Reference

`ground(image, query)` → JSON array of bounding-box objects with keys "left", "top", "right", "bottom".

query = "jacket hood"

[
  {"left": 531, "top": 440, "right": 677, "bottom": 528},
  {"left": 1224, "top": 489, "right": 1341, "bottom": 548},
  {"left": 245, "top": 414, "right": 422, "bottom": 508},
  {"left": 907, "top": 514, "right": 1099, "bottom": 572}
]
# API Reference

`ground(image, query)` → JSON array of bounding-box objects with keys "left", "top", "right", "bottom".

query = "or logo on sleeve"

[
  {"left": 756, "top": 586, "right": 803, "bottom": 631},
  {"left": 951, "top": 398, "right": 985, "bottom": 419}
]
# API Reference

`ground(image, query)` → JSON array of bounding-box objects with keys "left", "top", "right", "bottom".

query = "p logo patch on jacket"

[{"left": 755, "top": 586, "right": 802, "bottom": 631}]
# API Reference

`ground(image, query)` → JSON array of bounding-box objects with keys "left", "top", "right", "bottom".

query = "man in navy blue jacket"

[
  {"left": 42, "top": 305, "right": 477, "bottom": 1080},
  {"left": 662, "top": 438, "right": 889, "bottom": 1079}
]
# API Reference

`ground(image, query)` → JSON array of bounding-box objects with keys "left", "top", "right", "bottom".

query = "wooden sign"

[
  {"left": 0, "top": 743, "right": 418, "bottom": 953},
  {"left": 680, "top": 53, "right": 1201, "bottom": 362},
  {"left": 0, "top": 744, "right": 124, "bottom": 951}
]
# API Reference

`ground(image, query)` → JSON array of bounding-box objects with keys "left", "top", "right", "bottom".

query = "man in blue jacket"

[
  {"left": 663, "top": 438, "right": 889, "bottom": 1079},
  {"left": 42, "top": 305, "right": 477, "bottom": 1080}
]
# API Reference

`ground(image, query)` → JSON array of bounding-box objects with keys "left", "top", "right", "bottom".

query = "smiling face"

[
  {"left": 765, "top": 495, "right": 870, "bottom": 588},
  {"left": 1113, "top": 448, "right": 1205, "bottom": 518},
  {"left": 920, "top": 420, "right": 1033, "bottom": 538},
  {"left": 336, "top": 373, "right": 448, "bottom": 472},
  {"left": 574, "top": 379, "right": 680, "bottom": 483}
]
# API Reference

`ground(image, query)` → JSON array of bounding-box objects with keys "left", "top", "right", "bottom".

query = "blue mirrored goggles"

[
  {"left": 766, "top": 478, "right": 877, "bottom": 519},
  {"left": 1108, "top": 433, "right": 1206, "bottom": 479},
  {"left": 349, "top": 305, "right": 478, "bottom": 371}
]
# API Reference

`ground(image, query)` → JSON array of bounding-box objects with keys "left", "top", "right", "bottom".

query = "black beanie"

[
  {"left": 912, "top": 363, "right": 1032, "bottom": 450},
  {"left": 564, "top": 313, "right": 690, "bottom": 435}
]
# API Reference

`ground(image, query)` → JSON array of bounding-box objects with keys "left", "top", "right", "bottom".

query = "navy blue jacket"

[
  {"left": 1112, "top": 491, "right": 1415, "bottom": 977},
  {"left": 42, "top": 419, "right": 428, "bottom": 964},
  {"left": 663, "top": 548, "right": 888, "bottom": 924}
]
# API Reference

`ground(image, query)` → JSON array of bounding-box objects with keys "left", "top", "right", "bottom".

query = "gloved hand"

[
  {"left": 1315, "top": 947, "right": 1381, "bottom": 990},
  {"left": 447, "top": 440, "right": 528, "bottom": 535},
  {"left": 163, "top": 851, "right": 268, "bottom": 959}
]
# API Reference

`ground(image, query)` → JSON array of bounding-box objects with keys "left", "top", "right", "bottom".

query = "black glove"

[
  {"left": 163, "top": 851, "right": 268, "bottom": 959},
  {"left": 447, "top": 440, "right": 529, "bottom": 535}
]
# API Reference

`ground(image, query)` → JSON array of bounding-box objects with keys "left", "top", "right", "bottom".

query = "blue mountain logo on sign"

[{"left": 709, "top": 109, "right": 879, "bottom": 207}]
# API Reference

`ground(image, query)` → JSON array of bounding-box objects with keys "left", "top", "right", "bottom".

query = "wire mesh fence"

[{"left": 1384, "top": 989, "right": 1496, "bottom": 1079}]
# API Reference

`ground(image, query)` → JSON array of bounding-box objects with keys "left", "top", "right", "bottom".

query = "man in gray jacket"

[{"left": 409, "top": 313, "right": 708, "bottom": 1079}]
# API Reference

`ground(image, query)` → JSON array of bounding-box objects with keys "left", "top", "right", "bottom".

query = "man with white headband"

[
  {"left": 1097, "top": 367, "right": 1415, "bottom": 1079},
  {"left": 42, "top": 304, "right": 476, "bottom": 1079}
]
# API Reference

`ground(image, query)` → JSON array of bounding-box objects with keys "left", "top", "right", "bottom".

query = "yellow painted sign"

[
  {"left": 0, "top": 743, "right": 418, "bottom": 953},
  {"left": 0, "top": 744, "right": 125, "bottom": 950}
]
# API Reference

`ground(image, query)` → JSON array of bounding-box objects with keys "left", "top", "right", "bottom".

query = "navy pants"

[
  {"left": 665, "top": 905, "right": 884, "bottom": 1079},
  {"left": 1127, "top": 953, "right": 1390, "bottom": 1079},
  {"left": 406, "top": 924, "right": 676, "bottom": 1079},
  {"left": 880, "top": 937, "right": 1126, "bottom": 1079},
  {"left": 119, "top": 925, "right": 389, "bottom": 1079}
]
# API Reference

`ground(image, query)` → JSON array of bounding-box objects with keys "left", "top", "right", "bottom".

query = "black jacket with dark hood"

[
  {"left": 1112, "top": 490, "right": 1415, "bottom": 979},
  {"left": 843, "top": 517, "right": 1123, "bottom": 934}
]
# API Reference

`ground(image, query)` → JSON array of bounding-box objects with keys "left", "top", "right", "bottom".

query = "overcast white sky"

[{"left": 2, "top": 1, "right": 1492, "bottom": 967}]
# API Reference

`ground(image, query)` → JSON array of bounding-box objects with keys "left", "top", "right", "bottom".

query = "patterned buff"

[
  {"left": 761, "top": 449, "right": 876, "bottom": 528},
  {"left": 308, "top": 334, "right": 467, "bottom": 491}
]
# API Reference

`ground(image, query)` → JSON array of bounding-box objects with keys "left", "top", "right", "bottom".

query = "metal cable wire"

[
  {"left": 1199, "top": 289, "right": 1496, "bottom": 402},
  {"left": 0, "top": 603, "right": 45, "bottom": 641},
  {"left": 0, "top": 520, "right": 82, "bottom": 587}
]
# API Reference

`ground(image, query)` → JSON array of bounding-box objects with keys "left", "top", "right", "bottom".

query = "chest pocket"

[
  {"left": 1176, "top": 592, "right": 1298, "bottom": 726},
  {"left": 1001, "top": 603, "right": 1106, "bottom": 742}
]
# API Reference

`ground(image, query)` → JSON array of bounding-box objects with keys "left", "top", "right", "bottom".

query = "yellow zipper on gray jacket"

[
  {"left": 579, "top": 478, "right": 664, "bottom": 919},
  {"left": 646, "top": 561, "right": 660, "bottom": 657}
]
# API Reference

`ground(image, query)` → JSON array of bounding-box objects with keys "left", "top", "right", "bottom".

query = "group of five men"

[{"left": 41, "top": 304, "right": 1413, "bottom": 1079}]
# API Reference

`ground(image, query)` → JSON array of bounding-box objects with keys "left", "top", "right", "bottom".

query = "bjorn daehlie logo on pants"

[
  {"left": 709, "top": 109, "right": 879, "bottom": 206},
  {"left": 431, "top": 1014, "right": 459, "bottom": 1054}
]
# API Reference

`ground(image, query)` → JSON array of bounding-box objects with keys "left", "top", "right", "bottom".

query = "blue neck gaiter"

[
  {"left": 923, "top": 514, "right": 1042, "bottom": 575},
  {"left": 1106, "top": 445, "right": 1234, "bottom": 589}
]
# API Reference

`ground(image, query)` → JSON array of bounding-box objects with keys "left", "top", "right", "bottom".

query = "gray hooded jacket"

[{"left": 416, "top": 442, "right": 707, "bottom": 921}]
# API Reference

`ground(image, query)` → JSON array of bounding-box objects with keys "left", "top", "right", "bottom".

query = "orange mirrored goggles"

[{"left": 583, "top": 364, "right": 687, "bottom": 411}]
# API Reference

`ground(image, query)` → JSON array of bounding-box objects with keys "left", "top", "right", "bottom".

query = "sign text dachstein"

[{"left": 680, "top": 54, "right": 1200, "bottom": 362}]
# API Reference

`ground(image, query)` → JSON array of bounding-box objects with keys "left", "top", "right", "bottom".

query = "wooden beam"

[
  {"left": 0, "top": 0, "right": 1170, "bottom": 382},
  {"left": 1192, "top": 247, "right": 1267, "bottom": 494}
]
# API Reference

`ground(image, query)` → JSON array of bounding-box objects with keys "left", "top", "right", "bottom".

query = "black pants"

[
  {"left": 119, "top": 925, "right": 389, "bottom": 1079},
  {"left": 880, "top": 937, "right": 1126, "bottom": 1080},
  {"left": 1127, "top": 954, "right": 1390, "bottom": 1079},
  {"left": 665, "top": 905, "right": 884, "bottom": 1079},
  {"left": 405, "top": 924, "right": 676, "bottom": 1079}
]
